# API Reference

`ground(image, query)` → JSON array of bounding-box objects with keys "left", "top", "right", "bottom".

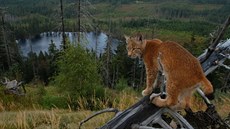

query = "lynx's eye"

[{"left": 133, "top": 48, "right": 141, "bottom": 51}]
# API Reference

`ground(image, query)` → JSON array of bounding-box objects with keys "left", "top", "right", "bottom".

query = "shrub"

[
  {"left": 41, "top": 95, "right": 67, "bottom": 109},
  {"left": 53, "top": 44, "right": 105, "bottom": 109},
  {"left": 115, "top": 77, "right": 128, "bottom": 91}
]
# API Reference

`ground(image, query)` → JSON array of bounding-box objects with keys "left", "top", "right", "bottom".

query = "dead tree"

[
  {"left": 0, "top": 8, "right": 12, "bottom": 69},
  {"left": 1, "top": 77, "right": 26, "bottom": 95},
  {"left": 60, "top": 0, "right": 66, "bottom": 50},
  {"left": 77, "top": 0, "right": 80, "bottom": 43},
  {"left": 75, "top": 0, "right": 95, "bottom": 44},
  {"left": 200, "top": 16, "right": 230, "bottom": 64}
]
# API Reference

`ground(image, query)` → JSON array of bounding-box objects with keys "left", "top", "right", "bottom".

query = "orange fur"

[{"left": 125, "top": 35, "right": 213, "bottom": 110}]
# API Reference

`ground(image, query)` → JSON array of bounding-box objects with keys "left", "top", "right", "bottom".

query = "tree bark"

[
  {"left": 77, "top": 0, "right": 80, "bottom": 43},
  {"left": 60, "top": 0, "right": 66, "bottom": 49},
  {"left": 1, "top": 14, "right": 11, "bottom": 69},
  {"left": 200, "top": 16, "right": 230, "bottom": 63}
]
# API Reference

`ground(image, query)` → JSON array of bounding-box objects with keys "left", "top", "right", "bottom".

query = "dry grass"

[
  {"left": 0, "top": 89, "right": 229, "bottom": 129},
  {"left": 189, "top": 91, "right": 230, "bottom": 118},
  {"left": 0, "top": 107, "right": 116, "bottom": 129},
  {"left": 213, "top": 91, "right": 230, "bottom": 118},
  {"left": 0, "top": 109, "right": 88, "bottom": 129},
  {"left": 0, "top": 88, "right": 139, "bottom": 129},
  {"left": 75, "top": 88, "right": 140, "bottom": 111}
]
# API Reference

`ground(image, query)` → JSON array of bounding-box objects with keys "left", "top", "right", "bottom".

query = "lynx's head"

[{"left": 124, "top": 34, "right": 145, "bottom": 59}]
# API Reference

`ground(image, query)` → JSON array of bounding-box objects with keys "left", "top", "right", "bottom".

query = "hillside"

[
  {"left": 0, "top": 0, "right": 230, "bottom": 38},
  {"left": 0, "top": 0, "right": 229, "bottom": 20}
]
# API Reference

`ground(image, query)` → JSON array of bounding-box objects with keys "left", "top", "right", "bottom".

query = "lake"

[{"left": 17, "top": 32, "right": 120, "bottom": 56}]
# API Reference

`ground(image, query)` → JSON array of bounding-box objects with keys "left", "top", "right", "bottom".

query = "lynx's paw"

[
  {"left": 151, "top": 96, "right": 166, "bottom": 108},
  {"left": 151, "top": 97, "right": 158, "bottom": 105},
  {"left": 142, "top": 89, "right": 152, "bottom": 96}
]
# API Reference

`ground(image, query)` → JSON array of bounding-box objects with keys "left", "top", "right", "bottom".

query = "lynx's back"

[{"left": 158, "top": 41, "right": 205, "bottom": 88}]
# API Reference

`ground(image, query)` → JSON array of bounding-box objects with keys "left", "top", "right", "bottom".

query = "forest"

[{"left": 0, "top": 0, "right": 230, "bottom": 128}]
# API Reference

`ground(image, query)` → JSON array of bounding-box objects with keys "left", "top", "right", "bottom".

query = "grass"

[
  {"left": 213, "top": 90, "right": 230, "bottom": 117},
  {"left": 0, "top": 109, "right": 84, "bottom": 129},
  {"left": 0, "top": 109, "right": 115, "bottom": 129},
  {"left": 0, "top": 86, "right": 140, "bottom": 129},
  {"left": 0, "top": 84, "right": 229, "bottom": 128}
]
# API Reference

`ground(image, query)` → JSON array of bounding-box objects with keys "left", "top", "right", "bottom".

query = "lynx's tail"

[{"left": 201, "top": 77, "right": 214, "bottom": 100}]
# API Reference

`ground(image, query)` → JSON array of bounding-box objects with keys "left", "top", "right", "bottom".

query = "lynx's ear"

[
  {"left": 124, "top": 35, "right": 130, "bottom": 43},
  {"left": 138, "top": 34, "right": 143, "bottom": 42},
  {"left": 135, "top": 32, "right": 143, "bottom": 42}
]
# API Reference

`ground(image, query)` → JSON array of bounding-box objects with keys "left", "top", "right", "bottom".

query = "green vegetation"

[
  {"left": 0, "top": 0, "right": 230, "bottom": 38},
  {"left": 53, "top": 44, "right": 105, "bottom": 110},
  {"left": 0, "top": 85, "right": 229, "bottom": 128},
  {"left": 0, "top": 0, "right": 229, "bottom": 128}
]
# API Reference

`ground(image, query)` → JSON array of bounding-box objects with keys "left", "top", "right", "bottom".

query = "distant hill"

[
  {"left": 0, "top": 0, "right": 229, "bottom": 39},
  {"left": 0, "top": 0, "right": 229, "bottom": 23}
]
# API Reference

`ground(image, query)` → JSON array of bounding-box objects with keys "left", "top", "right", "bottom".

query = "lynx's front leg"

[{"left": 142, "top": 66, "right": 158, "bottom": 96}]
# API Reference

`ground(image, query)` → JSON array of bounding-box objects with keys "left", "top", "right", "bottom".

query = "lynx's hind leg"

[
  {"left": 175, "top": 90, "right": 194, "bottom": 110},
  {"left": 152, "top": 83, "right": 196, "bottom": 110},
  {"left": 157, "top": 92, "right": 193, "bottom": 111},
  {"left": 152, "top": 82, "right": 181, "bottom": 109},
  {"left": 152, "top": 93, "right": 180, "bottom": 109}
]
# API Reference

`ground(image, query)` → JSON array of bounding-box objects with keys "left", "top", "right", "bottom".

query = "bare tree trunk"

[
  {"left": 30, "top": 43, "right": 36, "bottom": 79},
  {"left": 106, "top": 36, "right": 111, "bottom": 87},
  {"left": 60, "top": 0, "right": 66, "bottom": 49},
  {"left": 112, "top": 65, "right": 116, "bottom": 89},
  {"left": 1, "top": 14, "right": 11, "bottom": 69},
  {"left": 200, "top": 16, "right": 230, "bottom": 63},
  {"left": 95, "top": 30, "right": 98, "bottom": 60},
  {"left": 106, "top": 17, "right": 112, "bottom": 87},
  {"left": 77, "top": 0, "right": 80, "bottom": 43}
]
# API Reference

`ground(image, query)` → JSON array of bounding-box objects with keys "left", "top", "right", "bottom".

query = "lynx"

[{"left": 125, "top": 34, "right": 214, "bottom": 110}]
